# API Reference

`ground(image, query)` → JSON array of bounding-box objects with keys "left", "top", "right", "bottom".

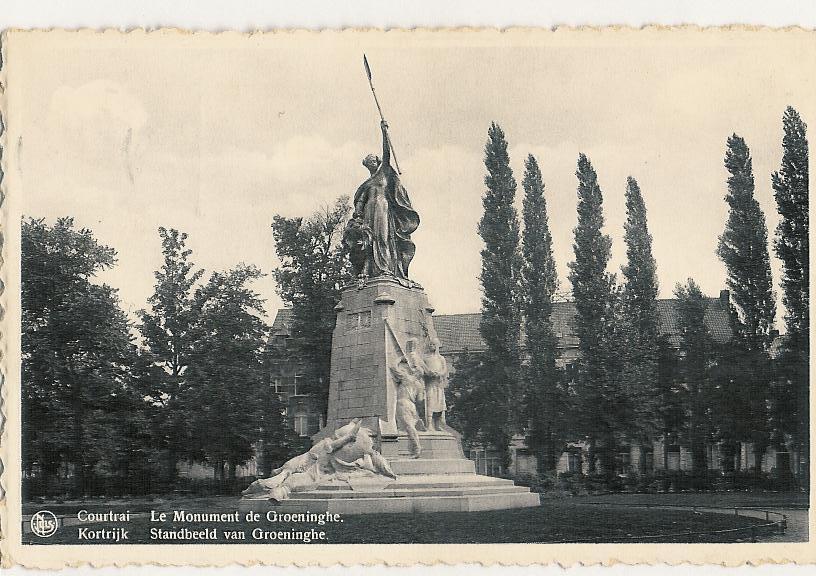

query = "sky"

[{"left": 7, "top": 29, "right": 815, "bottom": 325}]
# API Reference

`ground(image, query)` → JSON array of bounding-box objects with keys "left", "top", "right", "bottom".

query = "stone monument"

[{"left": 240, "top": 97, "right": 539, "bottom": 515}]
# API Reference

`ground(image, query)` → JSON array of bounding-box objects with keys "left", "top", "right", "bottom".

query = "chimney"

[{"left": 719, "top": 289, "right": 730, "bottom": 305}]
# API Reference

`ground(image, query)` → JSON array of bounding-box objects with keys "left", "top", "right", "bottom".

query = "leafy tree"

[
  {"left": 475, "top": 123, "right": 523, "bottom": 469},
  {"left": 567, "top": 154, "right": 620, "bottom": 477},
  {"left": 620, "top": 176, "right": 662, "bottom": 463},
  {"left": 22, "top": 217, "right": 135, "bottom": 496},
  {"left": 717, "top": 134, "right": 776, "bottom": 472},
  {"left": 89, "top": 357, "right": 159, "bottom": 496},
  {"left": 272, "top": 197, "right": 353, "bottom": 418},
  {"left": 772, "top": 106, "right": 809, "bottom": 482},
  {"left": 138, "top": 227, "right": 204, "bottom": 484},
  {"left": 710, "top": 340, "right": 757, "bottom": 473},
  {"left": 446, "top": 350, "right": 493, "bottom": 445},
  {"left": 186, "top": 265, "right": 269, "bottom": 484},
  {"left": 674, "top": 280, "right": 716, "bottom": 474},
  {"left": 520, "top": 154, "right": 563, "bottom": 473}
]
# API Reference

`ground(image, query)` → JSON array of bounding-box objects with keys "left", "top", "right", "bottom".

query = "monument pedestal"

[
  {"left": 240, "top": 278, "right": 539, "bottom": 515},
  {"left": 239, "top": 429, "right": 541, "bottom": 515}
]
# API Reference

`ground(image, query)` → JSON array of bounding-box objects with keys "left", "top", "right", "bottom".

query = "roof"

[
  {"left": 655, "top": 298, "right": 733, "bottom": 348},
  {"left": 271, "top": 308, "right": 293, "bottom": 335},
  {"left": 433, "top": 298, "right": 732, "bottom": 353},
  {"left": 269, "top": 294, "right": 733, "bottom": 354}
]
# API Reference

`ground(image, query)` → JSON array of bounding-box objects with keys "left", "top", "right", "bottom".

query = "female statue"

[{"left": 347, "top": 120, "right": 420, "bottom": 280}]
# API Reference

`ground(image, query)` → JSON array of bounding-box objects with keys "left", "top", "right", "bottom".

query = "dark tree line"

[
  {"left": 449, "top": 108, "right": 808, "bottom": 485},
  {"left": 22, "top": 222, "right": 304, "bottom": 498}
]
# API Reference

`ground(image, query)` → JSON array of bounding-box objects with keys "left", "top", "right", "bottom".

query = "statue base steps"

[{"left": 238, "top": 463, "right": 541, "bottom": 515}]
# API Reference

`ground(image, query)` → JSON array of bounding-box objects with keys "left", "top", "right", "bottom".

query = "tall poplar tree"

[
  {"left": 717, "top": 134, "right": 776, "bottom": 472},
  {"left": 568, "top": 154, "right": 619, "bottom": 477},
  {"left": 475, "top": 122, "right": 523, "bottom": 469},
  {"left": 772, "top": 106, "right": 809, "bottom": 482},
  {"left": 773, "top": 107, "right": 809, "bottom": 340},
  {"left": 620, "top": 176, "right": 661, "bottom": 460},
  {"left": 717, "top": 134, "right": 777, "bottom": 350},
  {"left": 520, "top": 154, "right": 562, "bottom": 473}
]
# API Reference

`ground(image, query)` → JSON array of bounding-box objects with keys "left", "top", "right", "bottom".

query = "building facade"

[{"left": 268, "top": 290, "right": 799, "bottom": 480}]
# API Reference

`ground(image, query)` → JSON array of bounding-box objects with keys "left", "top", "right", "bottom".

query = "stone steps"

[
  {"left": 238, "top": 468, "right": 540, "bottom": 515},
  {"left": 298, "top": 484, "right": 530, "bottom": 500},
  {"left": 389, "top": 458, "right": 476, "bottom": 475},
  {"left": 315, "top": 474, "right": 515, "bottom": 491},
  {"left": 388, "top": 473, "right": 517, "bottom": 488},
  {"left": 241, "top": 490, "right": 541, "bottom": 515}
]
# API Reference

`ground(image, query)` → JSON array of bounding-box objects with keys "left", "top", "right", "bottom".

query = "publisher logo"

[{"left": 30, "top": 511, "right": 59, "bottom": 538}]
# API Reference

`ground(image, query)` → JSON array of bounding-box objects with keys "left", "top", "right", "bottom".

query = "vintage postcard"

[{"left": 0, "top": 27, "right": 814, "bottom": 568}]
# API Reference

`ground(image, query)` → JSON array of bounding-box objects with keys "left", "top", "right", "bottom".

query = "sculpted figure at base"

[
  {"left": 241, "top": 419, "right": 396, "bottom": 502},
  {"left": 345, "top": 120, "right": 420, "bottom": 280},
  {"left": 423, "top": 337, "right": 449, "bottom": 432},
  {"left": 390, "top": 338, "right": 428, "bottom": 458}
]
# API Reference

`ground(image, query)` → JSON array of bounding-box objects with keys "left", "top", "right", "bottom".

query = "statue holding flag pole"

[
  {"left": 344, "top": 55, "right": 420, "bottom": 282},
  {"left": 240, "top": 53, "right": 541, "bottom": 516}
]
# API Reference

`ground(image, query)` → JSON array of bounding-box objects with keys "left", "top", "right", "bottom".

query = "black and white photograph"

[{"left": 0, "top": 26, "right": 812, "bottom": 567}]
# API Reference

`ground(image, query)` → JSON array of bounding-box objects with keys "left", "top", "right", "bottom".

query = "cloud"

[
  {"left": 42, "top": 80, "right": 149, "bottom": 195},
  {"left": 50, "top": 79, "right": 149, "bottom": 129}
]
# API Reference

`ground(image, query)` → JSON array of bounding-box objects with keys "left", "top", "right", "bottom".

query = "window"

[
  {"left": 293, "top": 375, "right": 302, "bottom": 396},
  {"left": 567, "top": 452, "right": 582, "bottom": 473},
  {"left": 468, "top": 448, "right": 502, "bottom": 478},
  {"left": 272, "top": 378, "right": 283, "bottom": 394},
  {"left": 293, "top": 414, "right": 308, "bottom": 437}
]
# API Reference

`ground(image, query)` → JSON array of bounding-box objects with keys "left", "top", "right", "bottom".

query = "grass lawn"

[
  {"left": 22, "top": 495, "right": 775, "bottom": 545},
  {"left": 573, "top": 491, "right": 808, "bottom": 509}
]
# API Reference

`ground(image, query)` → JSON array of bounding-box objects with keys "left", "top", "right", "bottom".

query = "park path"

[
  {"left": 764, "top": 508, "right": 808, "bottom": 542},
  {"left": 574, "top": 494, "right": 808, "bottom": 543}
]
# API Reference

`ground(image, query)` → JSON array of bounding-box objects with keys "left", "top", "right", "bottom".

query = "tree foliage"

[
  {"left": 717, "top": 134, "right": 777, "bottom": 351},
  {"left": 520, "top": 154, "right": 563, "bottom": 472},
  {"left": 474, "top": 123, "right": 524, "bottom": 469},
  {"left": 773, "top": 107, "right": 810, "bottom": 341},
  {"left": 674, "top": 279, "right": 716, "bottom": 473},
  {"left": 186, "top": 265, "right": 269, "bottom": 481},
  {"left": 772, "top": 107, "right": 809, "bottom": 483},
  {"left": 137, "top": 228, "right": 204, "bottom": 482},
  {"left": 567, "top": 154, "right": 621, "bottom": 476},
  {"left": 22, "top": 217, "right": 139, "bottom": 496},
  {"left": 716, "top": 134, "right": 776, "bottom": 471},
  {"left": 620, "top": 176, "right": 662, "bottom": 446},
  {"left": 272, "top": 197, "right": 353, "bottom": 418}
]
